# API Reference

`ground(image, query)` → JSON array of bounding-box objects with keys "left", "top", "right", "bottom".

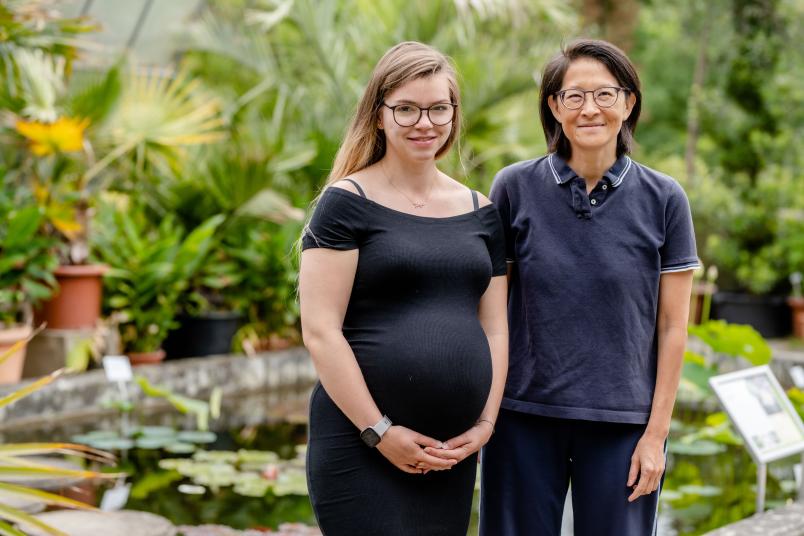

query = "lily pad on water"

[
  {"left": 177, "top": 431, "right": 217, "bottom": 444},
  {"left": 177, "top": 484, "right": 206, "bottom": 495},
  {"left": 165, "top": 442, "right": 196, "bottom": 454},
  {"left": 136, "top": 426, "right": 178, "bottom": 438},
  {"left": 232, "top": 473, "right": 272, "bottom": 497},
  {"left": 135, "top": 436, "right": 174, "bottom": 450},
  {"left": 237, "top": 449, "right": 280, "bottom": 463},
  {"left": 678, "top": 484, "right": 722, "bottom": 497},
  {"left": 668, "top": 439, "right": 726, "bottom": 456},
  {"left": 86, "top": 437, "right": 136, "bottom": 451},
  {"left": 273, "top": 468, "right": 309, "bottom": 496},
  {"left": 660, "top": 489, "right": 684, "bottom": 501},
  {"left": 71, "top": 430, "right": 119, "bottom": 445},
  {"left": 193, "top": 450, "right": 237, "bottom": 463}
]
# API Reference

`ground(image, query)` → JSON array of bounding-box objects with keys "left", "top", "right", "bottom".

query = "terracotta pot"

[
  {"left": 0, "top": 324, "right": 33, "bottom": 385},
  {"left": 127, "top": 348, "right": 166, "bottom": 367},
  {"left": 788, "top": 297, "right": 804, "bottom": 340},
  {"left": 35, "top": 264, "right": 108, "bottom": 329}
]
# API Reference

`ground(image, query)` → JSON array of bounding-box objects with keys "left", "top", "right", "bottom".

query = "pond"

[{"left": 7, "top": 387, "right": 800, "bottom": 535}]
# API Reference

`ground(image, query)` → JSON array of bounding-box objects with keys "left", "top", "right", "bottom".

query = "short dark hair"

[{"left": 539, "top": 39, "right": 642, "bottom": 159}]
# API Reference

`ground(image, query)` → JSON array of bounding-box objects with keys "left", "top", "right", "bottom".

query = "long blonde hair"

[
  {"left": 296, "top": 42, "right": 461, "bottom": 260},
  {"left": 327, "top": 41, "right": 462, "bottom": 184}
]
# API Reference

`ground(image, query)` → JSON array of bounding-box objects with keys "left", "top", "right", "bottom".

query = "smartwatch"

[{"left": 360, "top": 415, "right": 392, "bottom": 447}]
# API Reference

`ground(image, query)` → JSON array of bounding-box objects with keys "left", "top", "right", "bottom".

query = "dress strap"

[
  {"left": 471, "top": 190, "right": 479, "bottom": 211},
  {"left": 342, "top": 178, "right": 366, "bottom": 198}
]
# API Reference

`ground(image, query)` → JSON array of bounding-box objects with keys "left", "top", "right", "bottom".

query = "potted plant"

[
  {"left": 91, "top": 199, "right": 223, "bottom": 365},
  {"left": 0, "top": 185, "right": 59, "bottom": 384},
  {"left": 0, "top": 3, "right": 106, "bottom": 330},
  {"left": 3, "top": 1, "right": 225, "bottom": 330},
  {"left": 150, "top": 143, "right": 305, "bottom": 359},
  {"left": 687, "top": 166, "right": 797, "bottom": 338}
]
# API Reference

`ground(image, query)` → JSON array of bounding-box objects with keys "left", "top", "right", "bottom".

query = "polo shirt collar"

[{"left": 547, "top": 153, "right": 633, "bottom": 187}]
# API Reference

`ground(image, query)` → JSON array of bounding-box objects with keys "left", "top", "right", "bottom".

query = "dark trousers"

[{"left": 480, "top": 409, "right": 662, "bottom": 536}]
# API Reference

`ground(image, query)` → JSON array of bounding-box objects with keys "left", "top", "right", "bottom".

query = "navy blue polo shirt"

[{"left": 490, "top": 153, "right": 700, "bottom": 424}]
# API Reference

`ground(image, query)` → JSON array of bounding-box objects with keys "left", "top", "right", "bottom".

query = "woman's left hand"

[
  {"left": 627, "top": 432, "right": 666, "bottom": 502},
  {"left": 422, "top": 421, "right": 494, "bottom": 467}
]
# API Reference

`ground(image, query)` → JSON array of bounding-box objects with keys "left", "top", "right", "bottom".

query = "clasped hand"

[{"left": 377, "top": 422, "right": 493, "bottom": 474}]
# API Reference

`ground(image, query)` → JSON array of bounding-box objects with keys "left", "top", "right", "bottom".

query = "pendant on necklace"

[{"left": 413, "top": 202, "right": 426, "bottom": 209}]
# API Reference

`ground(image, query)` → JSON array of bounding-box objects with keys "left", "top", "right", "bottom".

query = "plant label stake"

[
  {"left": 710, "top": 365, "right": 804, "bottom": 514},
  {"left": 103, "top": 355, "right": 134, "bottom": 437},
  {"left": 790, "top": 366, "right": 804, "bottom": 389},
  {"left": 100, "top": 480, "right": 131, "bottom": 512}
]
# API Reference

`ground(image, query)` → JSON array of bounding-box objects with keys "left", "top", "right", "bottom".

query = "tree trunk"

[{"left": 580, "top": 0, "right": 640, "bottom": 53}]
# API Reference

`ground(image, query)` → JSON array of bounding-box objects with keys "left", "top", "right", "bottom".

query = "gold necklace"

[{"left": 381, "top": 162, "right": 436, "bottom": 209}]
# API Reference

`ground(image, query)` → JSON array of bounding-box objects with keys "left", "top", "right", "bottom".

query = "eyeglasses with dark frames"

[
  {"left": 382, "top": 102, "right": 457, "bottom": 127},
  {"left": 555, "top": 86, "right": 629, "bottom": 110}
]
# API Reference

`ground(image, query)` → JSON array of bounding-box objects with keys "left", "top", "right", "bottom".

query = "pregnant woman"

[{"left": 298, "top": 41, "right": 508, "bottom": 535}]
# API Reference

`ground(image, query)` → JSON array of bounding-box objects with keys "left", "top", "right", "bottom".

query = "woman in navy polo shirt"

[{"left": 477, "top": 39, "right": 699, "bottom": 535}]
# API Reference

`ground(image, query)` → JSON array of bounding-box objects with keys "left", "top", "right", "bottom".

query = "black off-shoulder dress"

[{"left": 302, "top": 183, "right": 507, "bottom": 536}]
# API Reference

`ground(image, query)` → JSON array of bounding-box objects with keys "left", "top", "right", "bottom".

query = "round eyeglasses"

[
  {"left": 382, "top": 102, "right": 457, "bottom": 127},
  {"left": 556, "top": 86, "right": 628, "bottom": 110}
]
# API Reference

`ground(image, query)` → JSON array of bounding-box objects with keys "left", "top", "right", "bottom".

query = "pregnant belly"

[{"left": 349, "top": 315, "right": 493, "bottom": 441}]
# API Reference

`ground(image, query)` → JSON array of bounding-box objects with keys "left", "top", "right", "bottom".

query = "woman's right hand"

[{"left": 376, "top": 426, "right": 458, "bottom": 474}]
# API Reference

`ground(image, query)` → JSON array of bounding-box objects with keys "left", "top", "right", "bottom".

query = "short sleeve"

[
  {"left": 489, "top": 170, "right": 515, "bottom": 262},
  {"left": 301, "top": 189, "right": 364, "bottom": 251},
  {"left": 482, "top": 207, "right": 508, "bottom": 276},
  {"left": 660, "top": 182, "right": 700, "bottom": 273}
]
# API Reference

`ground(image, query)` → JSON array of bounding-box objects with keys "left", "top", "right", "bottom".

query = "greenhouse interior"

[{"left": 0, "top": 0, "right": 802, "bottom": 535}]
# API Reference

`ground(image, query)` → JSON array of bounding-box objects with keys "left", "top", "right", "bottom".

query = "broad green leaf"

[{"left": 688, "top": 320, "right": 771, "bottom": 365}]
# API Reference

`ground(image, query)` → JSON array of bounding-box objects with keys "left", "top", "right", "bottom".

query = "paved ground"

[
  {"left": 178, "top": 525, "right": 320, "bottom": 536},
  {"left": 704, "top": 502, "right": 804, "bottom": 536}
]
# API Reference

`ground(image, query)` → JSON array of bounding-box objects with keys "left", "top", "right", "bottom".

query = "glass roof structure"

[{"left": 57, "top": 0, "right": 206, "bottom": 66}]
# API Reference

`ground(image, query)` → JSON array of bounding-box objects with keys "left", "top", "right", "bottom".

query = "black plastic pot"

[
  {"left": 162, "top": 312, "right": 243, "bottom": 359},
  {"left": 711, "top": 292, "right": 792, "bottom": 339}
]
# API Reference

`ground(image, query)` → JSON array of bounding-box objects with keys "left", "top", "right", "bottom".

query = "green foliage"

[
  {"left": 0, "top": 2, "right": 96, "bottom": 103},
  {"left": 0, "top": 179, "right": 59, "bottom": 326},
  {"left": 688, "top": 320, "right": 771, "bottom": 365},
  {"left": 787, "top": 387, "right": 804, "bottom": 420},
  {"left": 134, "top": 376, "right": 220, "bottom": 432},
  {"left": 634, "top": 0, "right": 802, "bottom": 294},
  {"left": 91, "top": 200, "right": 223, "bottom": 352}
]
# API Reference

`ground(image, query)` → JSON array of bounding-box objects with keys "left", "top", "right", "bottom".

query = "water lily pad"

[
  {"left": 158, "top": 459, "right": 184, "bottom": 470},
  {"left": 177, "top": 431, "right": 217, "bottom": 444},
  {"left": 87, "top": 437, "right": 135, "bottom": 451},
  {"left": 668, "top": 439, "right": 726, "bottom": 456},
  {"left": 678, "top": 484, "right": 722, "bottom": 497},
  {"left": 137, "top": 426, "right": 178, "bottom": 438},
  {"left": 273, "top": 468, "right": 308, "bottom": 496},
  {"left": 164, "top": 442, "right": 196, "bottom": 454},
  {"left": 237, "top": 449, "right": 280, "bottom": 464},
  {"left": 193, "top": 450, "right": 237, "bottom": 463},
  {"left": 177, "top": 484, "right": 206, "bottom": 495},
  {"left": 660, "top": 489, "right": 683, "bottom": 501},
  {"left": 135, "top": 436, "right": 173, "bottom": 450},
  {"left": 72, "top": 430, "right": 120, "bottom": 445},
  {"left": 234, "top": 477, "right": 272, "bottom": 497}
]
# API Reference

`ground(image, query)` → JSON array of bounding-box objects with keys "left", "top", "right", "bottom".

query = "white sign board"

[
  {"left": 102, "top": 355, "right": 133, "bottom": 383},
  {"left": 710, "top": 365, "right": 804, "bottom": 464}
]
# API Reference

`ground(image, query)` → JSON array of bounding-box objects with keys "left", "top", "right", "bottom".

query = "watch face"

[{"left": 360, "top": 428, "right": 381, "bottom": 447}]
